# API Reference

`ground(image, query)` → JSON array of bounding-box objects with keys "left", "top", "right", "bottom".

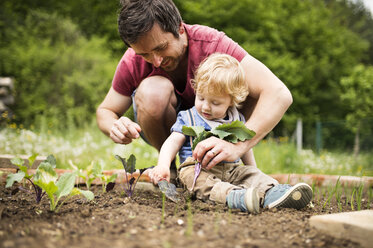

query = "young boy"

[{"left": 148, "top": 53, "right": 312, "bottom": 213}]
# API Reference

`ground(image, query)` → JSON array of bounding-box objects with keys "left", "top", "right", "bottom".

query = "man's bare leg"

[{"left": 134, "top": 76, "right": 178, "bottom": 181}]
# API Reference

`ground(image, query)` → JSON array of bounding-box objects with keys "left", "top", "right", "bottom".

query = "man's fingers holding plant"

[
  {"left": 110, "top": 117, "right": 141, "bottom": 144},
  {"left": 193, "top": 137, "right": 244, "bottom": 170}
]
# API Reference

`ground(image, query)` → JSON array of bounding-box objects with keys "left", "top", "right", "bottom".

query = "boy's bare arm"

[{"left": 148, "top": 132, "right": 186, "bottom": 184}]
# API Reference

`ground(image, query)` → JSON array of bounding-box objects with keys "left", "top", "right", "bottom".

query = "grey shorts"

[{"left": 131, "top": 90, "right": 182, "bottom": 144}]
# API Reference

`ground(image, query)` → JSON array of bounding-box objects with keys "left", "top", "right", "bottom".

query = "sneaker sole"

[
  {"left": 245, "top": 187, "right": 260, "bottom": 214},
  {"left": 267, "top": 183, "right": 313, "bottom": 210}
]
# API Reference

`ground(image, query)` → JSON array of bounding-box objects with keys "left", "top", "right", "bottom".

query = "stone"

[{"left": 310, "top": 210, "right": 373, "bottom": 248}]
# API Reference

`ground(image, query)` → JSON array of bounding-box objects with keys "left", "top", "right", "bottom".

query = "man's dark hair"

[{"left": 118, "top": 0, "right": 183, "bottom": 46}]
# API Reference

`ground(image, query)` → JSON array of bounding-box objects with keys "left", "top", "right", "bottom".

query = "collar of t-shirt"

[{"left": 196, "top": 106, "right": 241, "bottom": 129}]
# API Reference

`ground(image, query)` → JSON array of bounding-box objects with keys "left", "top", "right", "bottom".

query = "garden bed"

[{"left": 0, "top": 183, "right": 371, "bottom": 248}]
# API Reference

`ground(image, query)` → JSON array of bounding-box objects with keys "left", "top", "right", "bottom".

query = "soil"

[{"left": 0, "top": 183, "right": 371, "bottom": 248}]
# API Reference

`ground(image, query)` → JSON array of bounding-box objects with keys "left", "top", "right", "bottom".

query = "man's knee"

[{"left": 134, "top": 76, "right": 177, "bottom": 117}]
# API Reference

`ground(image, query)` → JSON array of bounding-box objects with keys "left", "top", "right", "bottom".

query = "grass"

[
  {"left": 0, "top": 122, "right": 158, "bottom": 170},
  {"left": 254, "top": 138, "right": 373, "bottom": 177},
  {"left": 1, "top": 123, "right": 372, "bottom": 176}
]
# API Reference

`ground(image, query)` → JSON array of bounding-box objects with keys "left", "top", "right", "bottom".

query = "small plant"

[
  {"left": 32, "top": 156, "right": 94, "bottom": 212},
  {"left": 323, "top": 177, "right": 341, "bottom": 210},
  {"left": 69, "top": 161, "right": 97, "bottom": 190},
  {"left": 114, "top": 154, "right": 146, "bottom": 198},
  {"left": 185, "top": 198, "right": 193, "bottom": 237},
  {"left": 356, "top": 183, "right": 364, "bottom": 211},
  {"left": 351, "top": 188, "right": 356, "bottom": 211},
  {"left": 94, "top": 163, "right": 118, "bottom": 193},
  {"left": 70, "top": 160, "right": 118, "bottom": 193},
  {"left": 161, "top": 193, "right": 166, "bottom": 226},
  {"left": 6, "top": 154, "right": 47, "bottom": 203}
]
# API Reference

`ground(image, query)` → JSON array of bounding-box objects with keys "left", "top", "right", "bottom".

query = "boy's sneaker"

[
  {"left": 226, "top": 188, "right": 260, "bottom": 214},
  {"left": 263, "top": 183, "right": 313, "bottom": 210}
]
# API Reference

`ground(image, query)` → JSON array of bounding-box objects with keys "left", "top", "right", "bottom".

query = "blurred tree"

[
  {"left": 340, "top": 65, "right": 373, "bottom": 156},
  {"left": 0, "top": 10, "right": 116, "bottom": 128},
  {"left": 175, "top": 0, "right": 368, "bottom": 137}
]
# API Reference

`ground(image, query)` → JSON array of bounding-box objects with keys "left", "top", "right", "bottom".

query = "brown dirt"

[{"left": 0, "top": 183, "right": 371, "bottom": 248}]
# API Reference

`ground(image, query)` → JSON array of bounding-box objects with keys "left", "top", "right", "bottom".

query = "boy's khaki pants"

[{"left": 178, "top": 157, "right": 278, "bottom": 205}]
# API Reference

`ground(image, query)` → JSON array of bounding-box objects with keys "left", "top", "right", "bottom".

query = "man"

[{"left": 96, "top": 0, "right": 293, "bottom": 179}]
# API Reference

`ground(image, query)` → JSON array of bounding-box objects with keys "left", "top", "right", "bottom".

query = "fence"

[{"left": 293, "top": 118, "right": 373, "bottom": 154}]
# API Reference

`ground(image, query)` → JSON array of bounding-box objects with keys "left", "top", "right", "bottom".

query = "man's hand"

[
  {"left": 110, "top": 116, "right": 142, "bottom": 144},
  {"left": 192, "top": 136, "right": 248, "bottom": 170},
  {"left": 146, "top": 165, "right": 170, "bottom": 185}
]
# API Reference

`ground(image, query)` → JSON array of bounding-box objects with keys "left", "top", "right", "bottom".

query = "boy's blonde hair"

[{"left": 192, "top": 53, "right": 248, "bottom": 107}]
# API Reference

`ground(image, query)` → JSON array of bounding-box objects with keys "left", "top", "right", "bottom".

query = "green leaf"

[
  {"left": 214, "top": 120, "right": 256, "bottom": 141},
  {"left": 45, "top": 154, "right": 57, "bottom": 168},
  {"left": 80, "top": 189, "right": 94, "bottom": 201},
  {"left": 34, "top": 162, "right": 58, "bottom": 184},
  {"left": 192, "top": 131, "right": 212, "bottom": 150},
  {"left": 56, "top": 172, "right": 76, "bottom": 199},
  {"left": 11, "top": 157, "right": 25, "bottom": 168},
  {"left": 11, "top": 157, "right": 24, "bottom": 167},
  {"left": 182, "top": 126, "right": 205, "bottom": 137},
  {"left": 182, "top": 120, "right": 256, "bottom": 150},
  {"left": 209, "top": 129, "right": 231, "bottom": 140},
  {"left": 28, "top": 153, "right": 39, "bottom": 167},
  {"left": 127, "top": 154, "right": 136, "bottom": 174},
  {"left": 92, "top": 162, "right": 104, "bottom": 176},
  {"left": 107, "top": 173, "right": 118, "bottom": 183},
  {"left": 6, "top": 171, "right": 25, "bottom": 188},
  {"left": 115, "top": 155, "right": 127, "bottom": 169}
]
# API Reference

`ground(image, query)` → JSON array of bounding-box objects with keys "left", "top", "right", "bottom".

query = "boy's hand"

[{"left": 146, "top": 165, "right": 170, "bottom": 185}]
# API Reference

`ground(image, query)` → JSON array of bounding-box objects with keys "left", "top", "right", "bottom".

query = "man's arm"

[
  {"left": 193, "top": 54, "right": 292, "bottom": 169},
  {"left": 240, "top": 54, "right": 293, "bottom": 147},
  {"left": 96, "top": 86, "right": 141, "bottom": 144}
]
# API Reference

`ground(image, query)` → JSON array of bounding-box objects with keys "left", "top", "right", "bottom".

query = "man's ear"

[{"left": 178, "top": 23, "right": 185, "bottom": 35}]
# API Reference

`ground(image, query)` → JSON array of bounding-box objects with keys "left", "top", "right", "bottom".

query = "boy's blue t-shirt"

[{"left": 171, "top": 106, "right": 244, "bottom": 164}]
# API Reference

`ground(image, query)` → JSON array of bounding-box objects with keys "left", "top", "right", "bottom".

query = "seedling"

[
  {"left": 322, "top": 176, "right": 340, "bottom": 209},
  {"left": 115, "top": 154, "right": 146, "bottom": 198},
  {"left": 185, "top": 198, "right": 193, "bottom": 237},
  {"left": 6, "top": 154, "right": 48, "bottom": 203},
  {"left": 182, "top": 121, "right": 256, "bottom": 190},
  {"left": 96, "top": 169, "right": 118, "bottom": 193},
  {"left": 33, "top": 159, "right": 94, "bottom": 212},
  {"left": 69, "top": 161, "right": 96, "bottom": 190},
  {"left": 161, "top": 193, "right": 166, "bottom": 226},
  {"left": 351, "top": 188, "right": 356, "bottom": 211},
  {"left": 356, "top": 183, "right": 364, "bottom": 211}
]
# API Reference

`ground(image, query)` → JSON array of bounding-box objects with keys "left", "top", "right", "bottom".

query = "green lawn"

[{"left": 1, "top": 124, "right": 372, "bottom": 177}]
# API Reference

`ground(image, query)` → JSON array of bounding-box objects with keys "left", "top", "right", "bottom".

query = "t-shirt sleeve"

[
  {"left": 214, "top": 35, "right": 248, "bottom": 62},
  {"left": 171, "top": 111, "right": 188, "bottom": 133},
  {"left": 112, "top": 51, "right": 136, "bottom": 96}
]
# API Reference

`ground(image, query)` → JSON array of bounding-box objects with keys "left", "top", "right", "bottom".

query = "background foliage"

[{"left": 0, "top": 0, "right": 372, "bottom": 152}]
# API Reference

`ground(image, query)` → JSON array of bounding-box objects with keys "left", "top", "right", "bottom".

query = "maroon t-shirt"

[{"left": 112, "top": 23, "right": 248, "bottom": 109}]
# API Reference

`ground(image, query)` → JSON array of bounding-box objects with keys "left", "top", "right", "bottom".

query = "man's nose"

[{"left": 152, "top": 53, "right": 163, "bottom": 67}]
